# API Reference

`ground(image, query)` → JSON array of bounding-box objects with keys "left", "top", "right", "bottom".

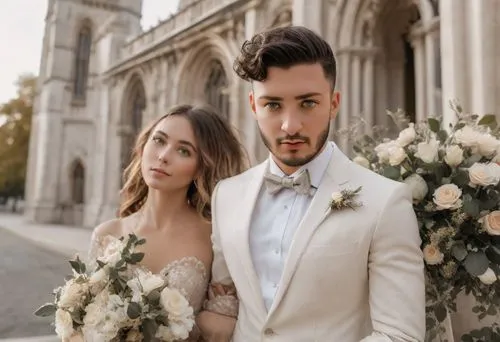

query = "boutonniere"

[{"left": 329, "top": 186, "right": 363, "bottom": 211}]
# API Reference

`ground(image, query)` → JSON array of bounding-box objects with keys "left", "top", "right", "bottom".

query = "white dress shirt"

[{"left": 249, "top": 142, "right": 334, "bottom": 311}]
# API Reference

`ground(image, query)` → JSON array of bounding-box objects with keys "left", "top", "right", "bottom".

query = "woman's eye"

[{"left": 178, "top": 148, "right": 191, "bottom": 157}]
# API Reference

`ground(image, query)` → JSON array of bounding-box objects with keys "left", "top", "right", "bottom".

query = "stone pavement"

[{"left": 0, "top": 213, "right": 92, "bottom": 342}]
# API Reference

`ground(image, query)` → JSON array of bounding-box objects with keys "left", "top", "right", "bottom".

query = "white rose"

[
  {"left": 353, "top": 156, "right": 370, "bottom": 169},
  {"left": 444, "top": 145, "right": 464, "bottom": 167},
  {"left": 58, "top": 279, "right": 89, "bottom": 309},
  {"left": 331, "top": 192, "right": 343, "bottom": 204},
  {"left": 404, "top": 174, "right": 428, "bottom": 202},
  {"left": 482, "top": 211, "right": 500, "bottom": 236},
  {"left": 415, "top": 139, "right": 439, "bottom": 164},
  {"left": 101, "top": 236, "right": 124, "bottom": 265},
  {"left": 423, "top": 244, "right": 444, "bottom": 265},
  {"left": 55, "top": 309, "right": 74, "bottom": 338},
  {"left": 468, "top": 162, "right": 500, "bottom": 187},
  {"left": 433, "top": 184, "right": 462, "bottom": 210},
  {"left": 127, "top": 268, "right": 164, "bottom": 299},
  {"left": 169, "top": 321, "right": 192, "bottom": 340},
  {"left": 156, "top": 325, "right": 175, "bottom": 341},
  {"left": 374, "top": 141, "right": 395, "bottom": 163},
  {"left": 477, "top": 134, "right": 500, "bottom": 157},
  {"left": 454, "top": 126, "right": 480, "bottom": 147},
  {"left": 160, "top": 287, "right": 193, "bottom": 319},
  {"left": 388, "top": 144, "right": 407, "bottom": 166},
  {"left": 478, "top": 268, "right": 497, "bottom": 285},
  {"left": 396, "top": 123, "right": 416, "bottom": 147},
  {"left": 83, "top": 290, "right": 109, "bottom": 327}
]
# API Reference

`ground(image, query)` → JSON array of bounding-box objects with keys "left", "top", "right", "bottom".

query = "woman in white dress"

[{"left": 69, "top": 104, "right": 246, "bottom": 341}]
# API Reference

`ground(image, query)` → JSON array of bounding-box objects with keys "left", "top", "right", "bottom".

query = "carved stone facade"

[{"left": 27, "top": 0, "right": 499, "bottom": 229}]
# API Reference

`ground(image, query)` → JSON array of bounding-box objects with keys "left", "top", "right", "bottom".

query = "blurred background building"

[{"left": 24, "top": 0, "right": 500, "bottom": 227}]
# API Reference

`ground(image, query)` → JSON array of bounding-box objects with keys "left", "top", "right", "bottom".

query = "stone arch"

[
  {"left": 69, "top": 159, "right": 85, "bottom": 204},
  {"left": 333, "top": 0, "right": 440, "bottom": 141},
  {"left": 175, "top": 34, "right": 235, "bottom": 118},
  {"left": 119, "top": 73, "right": 147, "bottom": 176}
]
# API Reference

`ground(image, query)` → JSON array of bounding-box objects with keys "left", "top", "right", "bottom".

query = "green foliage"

[{"left": 0, "top": 73, "right": 36, "bottom": 198}]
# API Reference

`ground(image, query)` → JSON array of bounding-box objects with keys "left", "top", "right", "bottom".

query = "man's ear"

[
  {"left": 330, "top": 91, "right": 340, "bottom": 121},
  {"left": 249, "top": 91, "right": 256, "bottom": 117}
]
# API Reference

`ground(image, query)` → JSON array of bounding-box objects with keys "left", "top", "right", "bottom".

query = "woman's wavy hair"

[{"left": 118, "top": 104, "right": 248, "bottom": 220}]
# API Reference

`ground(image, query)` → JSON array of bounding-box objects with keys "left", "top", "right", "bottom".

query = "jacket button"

[{"left": 264, "top": 328, "right": 275, "bottom": 336}]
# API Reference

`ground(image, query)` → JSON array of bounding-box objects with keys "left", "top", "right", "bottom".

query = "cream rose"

[
  {"left": 423, "top": 244, "right": 444, "bottom": 265},
  {"left": 101, "top": 236, "right": 124, "bottom": 265},
  {"left": 482, "top": 211, "right": 500, "bottom": 236},
  {"left": 404, "top": 174, "right": 428, "bottom": 202},
  {"left": 169, "top": 321, "right": 192, "bottom": 340},
  {"left": 454, "top": 126, "right": 480, "bottom": 147},
  {"left": 127, "top": 268, "right": 164, "bottom": 300},
  {"left": 478, "top": 268, "right": 497, "bottom": 285},
  {"left": 388, "top": 144, "right": 407, "bottom": 166},
  {"left": 433, "top": 184, "right": 462, "bottom": 210},
  {"left": 126, "top": 329, "right": 143, "bottom": 342},
  {"left": 415, "top": 139, "right": 439, "bottom": 164},
  {"left": 331, "top": 192, "right": 343, "bottom": 204},
  {"left": 444, "top": 145, "right": 464, "bottom": 167},
  {"left": 58, "top": 279, "right": 89, "bottom": 309},
  {"left": 160, "top": 287, "right": 193, "bottom": 319},
  {"left": 477, "top": 133, "right": 500, "bottom": 157},
  {"left": 55, "top": 309, "right": 74, "bottom": 338},
  {"left": 397, "top": 123, "right": 416, "bottom": 147},
  {"left": 353, "top": 156, "right": 370, "bottom": 169},
  {"left": 468, "top": 162, "right": 500, "bottom": 187},
  {"left": 374, "top": 140, "right": 397, "bottom": 163}
]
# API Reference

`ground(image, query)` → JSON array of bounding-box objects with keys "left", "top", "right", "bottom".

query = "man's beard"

[{"left": 258, "top": 121, "right": 330, "bottom": 168}]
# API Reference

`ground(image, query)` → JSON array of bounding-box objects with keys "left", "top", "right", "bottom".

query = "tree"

[{"left": 0, "top": 73, "right": 36, "bottom": 205}]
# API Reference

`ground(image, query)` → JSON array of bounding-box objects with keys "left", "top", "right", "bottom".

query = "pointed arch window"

[
  {"left": 205, "top": 60, "right": 229, "bottom": 118},
  {"left": 73, "top": 24, "right": 92, "bottom": 101},
  {"left": 71, "top": 160, "right": 85, "bottom": 204}
]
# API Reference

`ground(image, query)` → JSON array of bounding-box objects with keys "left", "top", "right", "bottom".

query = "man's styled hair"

[{"left": 233, "top": 26, "right": 337, "bottom": 89}]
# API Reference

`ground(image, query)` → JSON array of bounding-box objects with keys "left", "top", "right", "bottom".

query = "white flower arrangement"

[
  {"left": 35, "top": 234, "right": 195, "bottom": 341},
  {"left": 348, "top": 105, "right": 500, "bottom": 341}
]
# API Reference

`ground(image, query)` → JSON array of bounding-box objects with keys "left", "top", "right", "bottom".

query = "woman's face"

[{"left": 141, "top": 115, "right": 199, "bottom": 193}]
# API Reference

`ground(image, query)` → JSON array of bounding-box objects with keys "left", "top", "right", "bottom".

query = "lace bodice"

[
  {"left": 87, "top": 234, "right": 210, "bottom": 341},
  {"left": 88, "top": 234, "right": 209, "bottom": 312}
]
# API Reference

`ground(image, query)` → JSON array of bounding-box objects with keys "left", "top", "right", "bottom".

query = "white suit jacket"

[{"left": 210, "top": 146, "right": 425, "bottom": 342}]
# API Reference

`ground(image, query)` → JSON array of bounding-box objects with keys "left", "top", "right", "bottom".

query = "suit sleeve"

[
  {"left": 361, "top": 183, "right": 426, "bottom": 342},
  {"left": 204, "top": 181, "right": 239, "bottom": 318}
]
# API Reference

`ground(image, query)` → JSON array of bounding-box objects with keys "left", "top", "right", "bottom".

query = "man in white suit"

[{"left": 198, "top": 26, "right": 425, "bottom": 341}]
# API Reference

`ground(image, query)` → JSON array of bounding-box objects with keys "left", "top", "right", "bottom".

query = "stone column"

[
  {"left": 411, "top": 35, "right": 426, "bottom": 123},
  {"left": 334, "top": 51, "right": 351, "bottom": 150},
  {"left": 292, "top": 0, "right": 323, "bottom": 35},
  {"left": 363, "top": 53, "right": 375, "bottom": 132},
  {"left": 468, "top": 0, "right": 496, "bottom": 116},
  {"left": 351, "top": 55, "right": 361, "bottom": 120},
  {"left": 439, "top": 0, "right": 467, "bottom": 127},
  {"left": 425, "top": 30, "right": 437, "bottom": 117}
]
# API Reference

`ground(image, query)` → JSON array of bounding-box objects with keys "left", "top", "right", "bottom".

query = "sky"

[{"left": 0, "top": 0, "right": 180, "bottom": 105}]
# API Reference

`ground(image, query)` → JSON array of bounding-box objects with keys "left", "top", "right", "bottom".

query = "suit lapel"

[
  {"left": 232, "top": 160, "right": 268, "bottom": 316},
  {"left": 268, "top": 147, "right": 352, "bottom": 317}
]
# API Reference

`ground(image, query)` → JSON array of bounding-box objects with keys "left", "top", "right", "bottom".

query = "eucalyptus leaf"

[
  {"left": 146, "top": 289, "right": 161, "bottom": 305},
  {"left": 434, "top": 304, "right": 448, "bottom": 322},
  {"left": 34, "top": 303, "right": 57, "bottom": 317},
  {"left": 69, "top": 260, "right": 81, "bottom": 274},
  {"left": 383, "top": 166, "right": 400, "bottom": 180},
  {"left": 451, "top": 243, "right": 468, "bottom": 262},
  {"left": 127, "top": 302, "right": 142, "bottom": 319},
  {"left": 437, "top": 130, "right": 448, "bottom": 143},
  {"left": 463, "top": 195, "right": 480, "bottom": 217},
  {"left": 141, "top": 318, "right": 158, "bottom": 342},
  {"left": 129, "top": 252, "right": 145, "bottom": 264},
  {"left": 486, "top": 245, "right": 500, "bottom": 264},
  {"left": 463, "top": 252, "right": 489, "bottom": 276},
  {"left": 428, "top": 118, "right": 440, "bottom": 133},
  {"left": 478, "top": 114, "right": 497, "bottom": 129}
]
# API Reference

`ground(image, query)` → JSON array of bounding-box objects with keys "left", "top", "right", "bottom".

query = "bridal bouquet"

[
  {"left": 348, "top": 105, "right": 500, "bottom": 340},
  {"left": 35, "top": 234, "right": 195, "bottom": 341}
]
